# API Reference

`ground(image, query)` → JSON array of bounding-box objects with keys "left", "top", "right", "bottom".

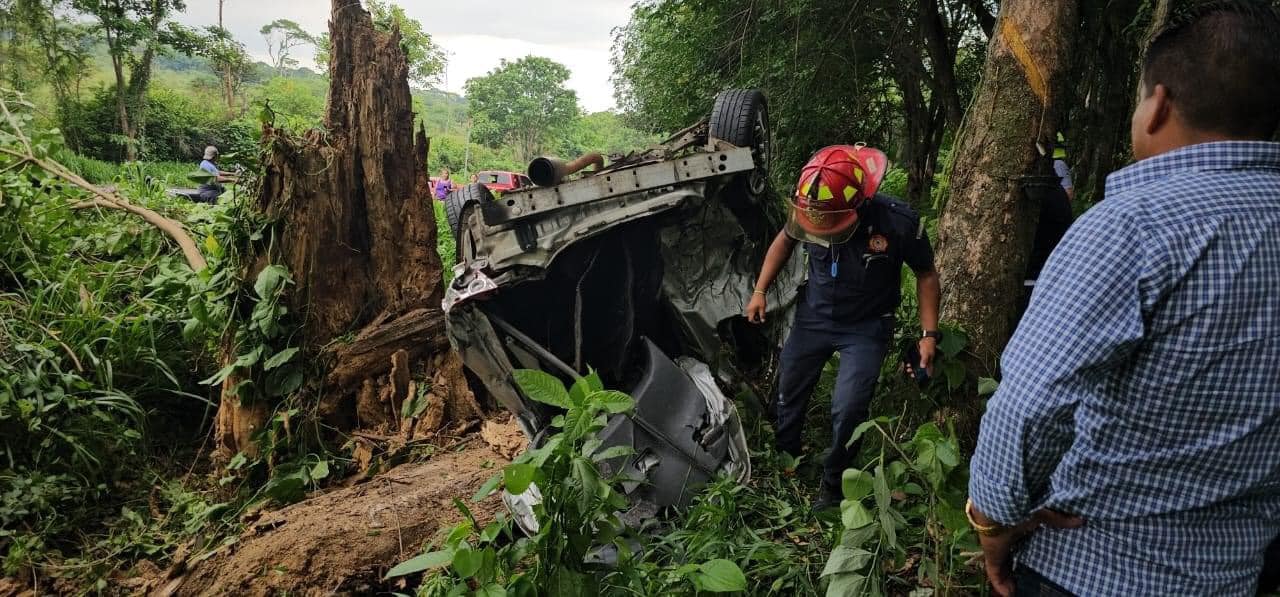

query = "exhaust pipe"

[{"left": 527, "top": 152, "right": 605, "bottom": 187}]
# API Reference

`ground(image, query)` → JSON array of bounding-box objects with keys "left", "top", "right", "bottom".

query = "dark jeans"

[
  {"left": 1013, "top": 539, "right": 1280, "bottom": 596},
  {"left": 1014, "top": 565, "right": 1075, "bottom": 597},
  {"left": 774, "top": 305, "right": 891, "bottom": 492}
]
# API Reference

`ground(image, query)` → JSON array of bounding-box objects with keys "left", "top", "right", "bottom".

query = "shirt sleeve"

[
  {"left": 902, "top": 221, "right": 935, "bottom": 273},
  {"left": 199, "top": 161, "right": 219, "bottom": 176},
  {"left": 968, "top": 205, "right": 1152, "bottom": 525}
]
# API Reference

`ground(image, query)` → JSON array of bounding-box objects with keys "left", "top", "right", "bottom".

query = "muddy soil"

[{"left": 166, "top": 440, "right": 511, "bottom": 596}]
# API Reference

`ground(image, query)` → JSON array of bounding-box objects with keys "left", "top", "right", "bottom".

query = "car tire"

[
  {"left": 444, "top": 182, "right": 493, "bottom": 241},
  {"left": 709, "top": 89, "right": 771, "bottom": 204}
]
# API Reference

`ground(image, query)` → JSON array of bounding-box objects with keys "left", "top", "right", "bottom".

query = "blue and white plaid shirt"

[{"left": 970, "top": 141, "right": 1280, "bottom": 596}]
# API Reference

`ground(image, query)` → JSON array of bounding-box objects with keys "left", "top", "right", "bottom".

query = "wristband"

[
  {"left": 965, "top": 499, "right": 1009, "bottom": 537},
  {"left": 753, "top": 289, "right": 767, "bottom": 296}
]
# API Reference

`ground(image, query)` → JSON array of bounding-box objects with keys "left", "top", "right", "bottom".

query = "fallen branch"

[
  {"left": 0, "top": 94, "right": 207, "bottom": 271},
  {"left": 65, "top": 194, "right": 207, "bottom": 271}
]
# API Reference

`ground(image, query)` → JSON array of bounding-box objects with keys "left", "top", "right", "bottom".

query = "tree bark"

[
  {"left": 918, "top": 0, "right": 964, "bottom": 127},
  {"left": 935, "top": 0, "right": 1080, "bottom": 371},
  {"left": 961, "top": 0, "right": 996, "bottom": 38},
  {"left": 108, "top": 41, "right": 135, "bottom": 162},
  {"left": 213, "top": 0, "right": 479, "bottom": 459}
]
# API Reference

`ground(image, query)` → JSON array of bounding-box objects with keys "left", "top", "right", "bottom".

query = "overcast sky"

[{"left": 175, "top": 0, "right": 635, "bottom": 113}]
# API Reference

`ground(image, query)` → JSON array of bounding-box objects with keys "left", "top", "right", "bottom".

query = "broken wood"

[
  {"left": 0, "top": 95, "right": 206, "bottom": 271},
  {"left": 211, "top": 0, "right": 479, "bottom": 458}
]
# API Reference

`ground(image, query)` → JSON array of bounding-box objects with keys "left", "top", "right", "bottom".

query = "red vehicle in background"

[{"left": 474, "top": 170, "right": 532, "bottom": 194}]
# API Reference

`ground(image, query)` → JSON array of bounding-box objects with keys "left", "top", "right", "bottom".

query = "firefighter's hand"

[
  {"left": 918, "top": 338, "right": 937, "bottom": 377},
  {"left": 745, "top": 292, "right": 767, "bottom": 324}
]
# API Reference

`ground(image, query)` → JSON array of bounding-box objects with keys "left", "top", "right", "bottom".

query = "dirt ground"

[{"left": 149, "top": 435, "right": 513, "bottom": 596}]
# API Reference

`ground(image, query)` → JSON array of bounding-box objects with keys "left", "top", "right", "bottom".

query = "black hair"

[{"left": 1142, "top": 0, "right": 1280, "bottom": 139}]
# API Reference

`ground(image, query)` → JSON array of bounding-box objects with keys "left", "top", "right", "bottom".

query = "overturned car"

[{"left": 442, "top": 89, "right": 804, "bottom": 523}]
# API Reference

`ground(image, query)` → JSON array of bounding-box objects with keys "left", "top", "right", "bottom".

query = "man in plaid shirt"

[{"left": 967, "top": 2, "right": 1280, "bottom": 595}]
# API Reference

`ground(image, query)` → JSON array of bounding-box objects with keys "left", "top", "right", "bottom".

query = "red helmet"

[{"left": 791, "top": 144, "right": 888, "bottom": 237}]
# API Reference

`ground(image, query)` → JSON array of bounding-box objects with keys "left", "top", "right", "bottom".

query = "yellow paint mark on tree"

[{"left": 1000, "top": 17, "right": 1048, "bottom": 105}]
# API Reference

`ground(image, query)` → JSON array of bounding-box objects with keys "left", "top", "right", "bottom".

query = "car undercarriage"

[{"left": 442, "top": 89, "right": 805, "bottom": 526}]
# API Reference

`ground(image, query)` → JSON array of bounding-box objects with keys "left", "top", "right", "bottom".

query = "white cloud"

[{"left": 175, "top": 0, "right": 632, "bottom": 112}]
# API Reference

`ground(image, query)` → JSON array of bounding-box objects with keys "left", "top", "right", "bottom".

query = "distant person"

[
  {"left": 967, "top": 3, "right": 1280, "bottom": 596},
  {"left": 1053, "top": 137, "right": 1075, "bottom": 201},
  {"left": 1017, "top": 173, "right": 1074, "bottom": 320},
  {"left": 469, "top": 173, "right": 479, "bottom": 184},
  {"left": 196, "top": 146, "right": 238, "bottom": 204},
  {"left": 434, "top": 168, "right": 453, "bottom": 200}
]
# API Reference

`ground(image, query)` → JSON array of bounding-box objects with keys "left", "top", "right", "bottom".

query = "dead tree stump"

[{"left": 213, "top": 0, "right": 480, "bottom": 460}]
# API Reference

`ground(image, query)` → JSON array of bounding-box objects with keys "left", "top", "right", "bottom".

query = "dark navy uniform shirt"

[{"left": 785, "top": 194, "right": 935, "bottom": 324}]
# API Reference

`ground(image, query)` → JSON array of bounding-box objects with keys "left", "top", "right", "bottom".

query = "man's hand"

[
  {"left": 903, "top": 338, "right": 938, "bottom": 380},
  {"left": 745, "top": 292, "right": 767, "bottom": 324},
  {"left": 918, "top": 338, "right": 937, "bottom": 377},
  {"left": 977, "top": 508, "right": 1085, "bottom": 597}
]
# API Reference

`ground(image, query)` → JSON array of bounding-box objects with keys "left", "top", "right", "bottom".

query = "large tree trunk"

[
  {"left": 935, "top": 0, "right": 1080, "bottom": 371},
  {"left": 109, "top": 49, "right": 135, "bottom": 162},
  {"left": 213, "top": 0, "right": 479, "bottom": 460}
]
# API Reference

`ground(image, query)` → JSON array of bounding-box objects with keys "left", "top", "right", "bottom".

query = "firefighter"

[{"left": 746, "top": 145, "right": 942, "bottom": 510}]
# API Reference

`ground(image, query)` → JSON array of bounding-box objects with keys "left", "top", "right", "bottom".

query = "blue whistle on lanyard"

[{"left": 830, "top": 261, "right": 839, "bottom": 278}]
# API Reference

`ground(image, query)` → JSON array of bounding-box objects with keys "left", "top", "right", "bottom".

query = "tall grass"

[
  {"left": 1, "top": 143, "right": 217, "bottom": 579},
  {"left": 54, "top": 150, "right": 198, "bottom": 186}
]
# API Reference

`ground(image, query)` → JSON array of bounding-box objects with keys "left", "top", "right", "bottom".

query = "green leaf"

[
  {"left": 199, "top": 363, "right": 237, "bottom": 386},
  {"left": 694, "top": 559, "right": 747, "bottom": 592},
  {"left": 445, "top": 522, "right": 473, "bottom": 547},
  {"left": 912, "top": 422, "right": 944, "bottom": 444},
  {"left": 253, "top": 264, "right": 290, "bottom": 300},
  {"left": 581, "top": 437, "right": 603, "bottom": 457},
  {"left": 841, "top": 469, "right": 873, "bottom": 501},
  {"left": 512, "top": 369, "right": 572, "bottom": 409},
  {"left": 879, "top": 509, "right": 898, "bottom": 550},
  {"left": 571, "top": 457, "right": 601, "bottom": 512},
  {"left": 845, "top": 417, "right": 889, "bottom": 448},
  {"left": 937, "top": 328, "right": 967, "bottom": 358},
  {"left": 472, "top": 473, "right": 502, "bottom": 501},
  {"left": 825, "top": 572, "right": 868, "bottom": 597},
  {"left": 476, "top": 585, "right": 507, "bottom": 597},
  {"left": 872, "top": 464, "right": 890, "bottom": 511},
  {"left": 821, "top": 546, "right": 874, "bottom": 577},
  {"left": 480, "top": 521, "right": 503, "bottom": 543},
  {"left": 839, "top": 524, "right": 878, "bottom": 549},
  {"left": 452, "top": 545, "right": 483, "bottom": 578},
  {"left": 591, "top": 445, "right": 634, "bottom": 463},
  {"left": 503, "top": 463, "right": 537, "bottom": 495},
  {"left": 589, "top": 390, "right": 634, "bottom": 414},
  {"left": 383, "top": 549, "right": 453, "bottom": 579},
  {"left": 266, "top": 368, "right": 305, "bottom": 398},
  {"left": 263, "top": 347, "right": 299, "bottom": 370},
  {"left": 840, "top": 501, "right": 875, "bottom": 529},
  {"left": 568, "top": 372, "right": 601, "bottom": 407},
  {"left": 935, "top": 438, "right": 959, "bottom": 468},
  {"left": 977, "top": 376, "right": 1000, "bottom": 396},
  {"left": 310, "top": 459, "right": 330, "bottom": 481}
]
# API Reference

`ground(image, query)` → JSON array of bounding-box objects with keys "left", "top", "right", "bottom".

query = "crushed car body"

[{"left": 442, "top": 89, "right": 804, "bottom": 525}]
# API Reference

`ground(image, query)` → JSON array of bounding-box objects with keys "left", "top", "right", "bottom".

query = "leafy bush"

[
  {"left": 0, "top": 93, "right": 220, "bottom": 579},
  {"left": 66, "top": 86, "right": 253, "bottom": 163},
  {"left": 388, "top": 370, "right": 747, "bottom": 596},
  {"left": 823, "top": 417, "right": 981, "bottom": 596}
]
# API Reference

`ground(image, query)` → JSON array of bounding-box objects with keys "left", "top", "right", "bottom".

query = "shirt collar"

[{"left": 1105, "top": 141, "right": 1280, "bottom": 197}]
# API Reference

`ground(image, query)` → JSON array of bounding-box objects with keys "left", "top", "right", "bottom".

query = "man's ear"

[{"left": 1145, "top": 83, "right": 1173, "bottom": 136}]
